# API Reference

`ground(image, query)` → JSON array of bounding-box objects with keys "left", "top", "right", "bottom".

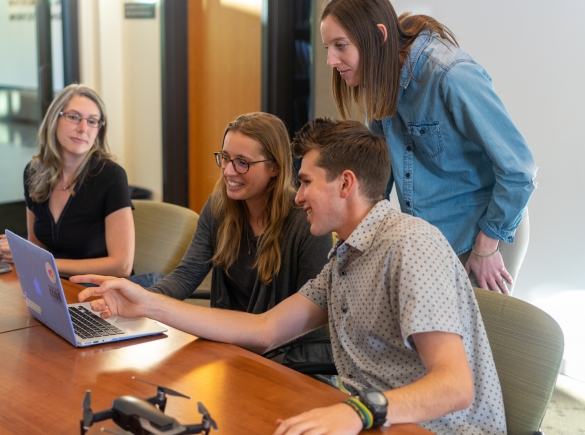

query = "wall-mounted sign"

[
  {"left": 124, "top": 3, "right": 156, "bottom": 19},
  {"left": 8, "top": 0, "right": 35, "bottom": 21},
  {"left": 7, "top": 0, "right": 62, "bottom": 22}
]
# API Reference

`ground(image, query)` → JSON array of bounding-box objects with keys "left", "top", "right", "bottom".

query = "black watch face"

[{"left": 365, "top": 390, "right": 388, "bottom": 406}]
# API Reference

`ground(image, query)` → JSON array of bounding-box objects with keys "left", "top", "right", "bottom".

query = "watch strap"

[{"left": 344, "top": 397, "right": 374, "bottom": 430}]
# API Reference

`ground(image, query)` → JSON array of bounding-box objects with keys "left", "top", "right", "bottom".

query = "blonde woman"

[
  {"left": 144, "top": 112, "right": 332, "bottom": 362},
  {"left": 0, "top": 84, "right": 134, "bottom": 277}
]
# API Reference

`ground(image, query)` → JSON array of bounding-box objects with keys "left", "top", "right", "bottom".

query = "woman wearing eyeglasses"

[
  {"left": 0, "top": 84, "right": 134, "bottom": 277},
  {"left": 140, "top": 112, "right": 332, "bottom": 363}
]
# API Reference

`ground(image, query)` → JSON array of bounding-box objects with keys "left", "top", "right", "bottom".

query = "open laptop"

[{"left": 5, "top": 229, "right": 167, "bottom": 347}]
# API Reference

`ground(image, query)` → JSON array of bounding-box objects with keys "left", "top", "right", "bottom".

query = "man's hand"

[
  {"left": 73, "top": 274, "right": 150, "bottom": 319},
  {"left": 274, "top": 403, "right": 363, "bottom": 435},
  {"left": 465, "top": 231, "right": 511, "bottom": 294}
]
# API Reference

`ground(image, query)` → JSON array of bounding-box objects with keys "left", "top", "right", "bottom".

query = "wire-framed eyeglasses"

[
  {"left": 59, "top": 111, "right": 105, "bottom": 129},
  {"left": 214, "top": 152, "right": 271, "bottom": 174}
]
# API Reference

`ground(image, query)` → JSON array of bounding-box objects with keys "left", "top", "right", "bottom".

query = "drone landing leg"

[{"left": 183, "top": 423, "right": 206, "bottom": 434}]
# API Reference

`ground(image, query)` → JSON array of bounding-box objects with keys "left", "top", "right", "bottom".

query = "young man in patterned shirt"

[{"left": 76, "top": 118, "right": 506, "bottom": 435}]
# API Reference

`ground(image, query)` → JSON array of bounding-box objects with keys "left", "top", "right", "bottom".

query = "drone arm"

[
  {"left": 93, "top": 409, "right": 116, "bottom": 423},
  {"left": 145, "top": 394, "right": 167, "bottom": 412}
]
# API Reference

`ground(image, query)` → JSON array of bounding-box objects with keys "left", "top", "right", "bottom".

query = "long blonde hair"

[
  {"left": 26, "top": 84, "right": 113, "bottom": 203},
  {"left": 210, "top": 112, "right": 295, "bottom": 284}
]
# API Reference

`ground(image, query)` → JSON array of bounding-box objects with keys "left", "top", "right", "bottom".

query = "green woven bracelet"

[{"left": 344, "top": 397, "right": 374, "bottom": 430}]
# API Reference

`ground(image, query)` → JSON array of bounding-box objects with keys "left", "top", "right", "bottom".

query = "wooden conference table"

[{"left": 0, "top": 269, "right": 433, "bottom": 434}]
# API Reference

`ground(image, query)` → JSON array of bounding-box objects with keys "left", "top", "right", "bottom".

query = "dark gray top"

[{"left": 150, "top": 197, "right": 332, "bottom": 314}]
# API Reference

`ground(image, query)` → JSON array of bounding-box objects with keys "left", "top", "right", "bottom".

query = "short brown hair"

[{"left": 292, "top": 118, "right": 390, "bottom": 203}]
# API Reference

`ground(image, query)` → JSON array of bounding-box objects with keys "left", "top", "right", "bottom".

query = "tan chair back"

[{"left": 133, "top": 200, "right": 199, "bottom": 275}]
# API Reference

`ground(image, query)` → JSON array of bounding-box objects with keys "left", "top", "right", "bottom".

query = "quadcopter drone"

[{"left": 80, "top": 377, "right": 218, "bottom": 435}]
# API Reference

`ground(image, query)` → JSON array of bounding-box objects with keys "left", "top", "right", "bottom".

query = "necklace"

[{"left": 62, "top": 185, "right": 70, "bottom": 190}]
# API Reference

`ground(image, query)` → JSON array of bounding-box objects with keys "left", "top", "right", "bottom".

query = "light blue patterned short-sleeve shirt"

[{"left": 300, "top": 200, "right": 506, "bottom": 435}]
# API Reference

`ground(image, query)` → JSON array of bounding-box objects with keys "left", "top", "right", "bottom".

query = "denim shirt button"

[
  {"left": 405, "top": 173, "right": 411, "bottom": 178},
  {"left": 406, "top": 146, "right": 412, "bottom": 151},
  {"left": 420, "top": 129, "right": 426, "bottom": 134},
  {"left": 405, "top": 201, "right": 411, "bottom": 207}
]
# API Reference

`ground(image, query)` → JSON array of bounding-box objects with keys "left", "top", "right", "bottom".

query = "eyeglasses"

[
  {"left": 59, "top": 111, "right": 105, "bottom": 128},
  {"left": 214, "top": 152, "right": 271, "bottom": 174}
]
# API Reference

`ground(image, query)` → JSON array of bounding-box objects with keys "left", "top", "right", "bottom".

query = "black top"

[{"left": 24, "top": 158, "right": 132, "bottom": 260}]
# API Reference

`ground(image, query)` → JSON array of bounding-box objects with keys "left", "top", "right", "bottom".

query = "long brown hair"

[
  {"left": 321, "top": 0, "right": 458, "bottom": 121},
  {"left": 210, "top": 112, "right": 295, "bottom": 284},
  {"left": 27, "top": 84, "right": 113, "bottom": 203}
]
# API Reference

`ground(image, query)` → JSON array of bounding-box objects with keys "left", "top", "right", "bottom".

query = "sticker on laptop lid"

[
  {"left": 25, "top": 295, "right": 42, "bottom": 315},
  {"left": 45, "top": 262, "right": 57, "bottom": 284}
]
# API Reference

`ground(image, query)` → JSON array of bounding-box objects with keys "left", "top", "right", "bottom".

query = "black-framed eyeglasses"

[
  {"left": 59, "top": 111, "right": 105, "bottom": 128},
  {"left": 214, "top": 152, "right": 271, "bottom": 174}
]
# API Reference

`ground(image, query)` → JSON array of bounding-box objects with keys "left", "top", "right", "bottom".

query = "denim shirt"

[{"left": 371, "top": 31, "right": 537, "bottom": 255}]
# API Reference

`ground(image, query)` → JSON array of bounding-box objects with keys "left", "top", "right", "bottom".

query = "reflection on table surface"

[{"left": 0, "top": 269, "right": 433, "bottom": 434}]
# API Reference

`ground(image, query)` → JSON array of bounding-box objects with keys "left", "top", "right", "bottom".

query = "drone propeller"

[
  {"left": 132, "top": 376, "right": 191, "bottom": 399},
  {"left": 198, "top": 402, "right": 218, "bottom": 431},
  {"left": 83, "top": 390, "right": 94, "bottom": 429}
]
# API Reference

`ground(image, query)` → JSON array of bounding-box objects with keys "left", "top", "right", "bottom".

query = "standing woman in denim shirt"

[{"left": 320, "top": 0, "right": 537, "bottom": 294}]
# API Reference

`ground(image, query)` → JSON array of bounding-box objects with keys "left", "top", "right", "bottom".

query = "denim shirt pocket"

[{"left": 406, "top": 121, "right": 443, "bottom": 158}]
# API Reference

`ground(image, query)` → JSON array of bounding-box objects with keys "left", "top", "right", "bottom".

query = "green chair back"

[
  {"left": 474, "top": 288, "right": 564, "bottom": 435},
  {"left": 133, "top": 200, "right": 199, "bottom": 275}
]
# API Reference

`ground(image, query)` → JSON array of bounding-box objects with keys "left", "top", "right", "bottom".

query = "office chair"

[
  {"left": 285, "top": 289, "right": 564, "bottom": 435},
  {"left": 133, "top": 200, "right": 199, "bottom": 275},
  {"left": 473, "top": 288, "right": 564, "bottom": 435}
]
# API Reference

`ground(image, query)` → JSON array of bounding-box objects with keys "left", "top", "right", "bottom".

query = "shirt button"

[
  {"left": 342, "top": 306, "right": 348, "bottom": 313},
  {"left": 405, "top": 173, "right": 411, "bottom": 178},
  {"left": 347, "top": 373, "right": 354, "bottom": 379},
  {"left": 405, "top": 201, "right": 411, "bottom": 207},
  {"left": 420, "top": 128, "right": 426, "bottom": 134},
  {"left": 406, "top": 146, "right": 412, "bottom": 151},
  {"left": 341, "top": 271, "right": 346, "bottom": 276}
]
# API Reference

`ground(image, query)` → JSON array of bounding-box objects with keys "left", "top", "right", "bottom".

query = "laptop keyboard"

[{"left": 68, "top": 305, "right": 125, "bottom": 339}]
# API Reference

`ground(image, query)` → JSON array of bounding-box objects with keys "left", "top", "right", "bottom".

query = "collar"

[
  {"left": 329, "top": 200, "right": 394, "bottom": 260},
  {"left": 399, "top": 30, "right": 434, "bottom": 89}
]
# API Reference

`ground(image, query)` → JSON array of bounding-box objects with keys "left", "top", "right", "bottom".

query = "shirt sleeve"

[
  {"left": 388, "top": 232, "right": 467, "bottom": 350},
  {"left": 101, "top": 162, "right": 133, "bottom": 217},
  {"left": 148, "top": 198, "right": 213, "bottom": 299},
  {"left": 441, "top": 61, "right": 537, "bottom": 242}
]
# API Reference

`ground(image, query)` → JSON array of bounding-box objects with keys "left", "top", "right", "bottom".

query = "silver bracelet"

[{"left": 471, "top": 244, "right": 499, "bottom": 258}]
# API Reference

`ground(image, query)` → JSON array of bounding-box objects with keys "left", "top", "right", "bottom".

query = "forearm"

[
  {"left": 144, "top": 293, "right": 274, "bottom": 354},
  {"left": 56, "top": 256, "right": 133, "bottom": 278},
  {"left": 149, "top": 259, "right": 210, "bottom": 299},
  {"left": 383, "top": 366, "right": 473, "bottom": 424}
]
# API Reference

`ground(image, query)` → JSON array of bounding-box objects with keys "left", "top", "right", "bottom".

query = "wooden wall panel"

[{"left": 188, "top": 0, "right": 262, "bottom": 212}]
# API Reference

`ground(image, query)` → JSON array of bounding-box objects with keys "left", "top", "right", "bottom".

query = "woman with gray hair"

[{"left": 0, "top": 84, "right": 134, "bottom": 277}]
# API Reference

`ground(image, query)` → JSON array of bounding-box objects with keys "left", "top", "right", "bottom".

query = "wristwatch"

[
  {"left": 344, "top": 388, "right": 388, "bottom": 429},
  {"left": 359, "top": 388, "right": 388, "bottom": 427}
]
